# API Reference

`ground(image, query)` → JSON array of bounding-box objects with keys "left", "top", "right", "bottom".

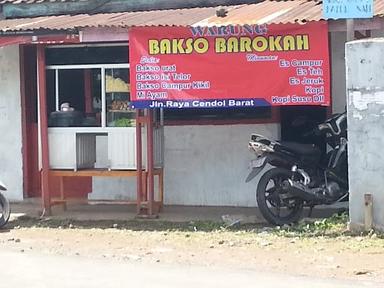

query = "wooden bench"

[{"left": 48, "top": 168, "right": 164, "bottom": 213}]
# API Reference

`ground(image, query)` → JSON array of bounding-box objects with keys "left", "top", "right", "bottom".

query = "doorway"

[{"left": 280, "top": 106, "right": 328, "bottom": 152}]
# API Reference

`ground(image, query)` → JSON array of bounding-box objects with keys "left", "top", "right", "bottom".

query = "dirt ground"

[{"left": 1, "top": 215, "right": 383, "bottom": 284}]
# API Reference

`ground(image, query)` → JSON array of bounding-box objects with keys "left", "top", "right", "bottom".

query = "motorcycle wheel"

[
  {"left": 257, "top": 168, "right": 304, "bottom": 226},
  {"left": 0, "top": 192, "right": 10, "bottom": 228}
]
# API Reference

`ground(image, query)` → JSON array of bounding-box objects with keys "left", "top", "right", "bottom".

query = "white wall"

[
  {"left": 91, "top": 176, "right": 136, "bottom": 200},
  {"left": 163, "top": 124, "right": 280, "bottom": 206},
  {"left": 90, "top": 123, "right": 280, "bottom": 207},
  {"left": 90, "top": 135, "right": 137, "bottom": 200},
  {"left": 0, "top": 45, "right": 23, "bottom": 201}
]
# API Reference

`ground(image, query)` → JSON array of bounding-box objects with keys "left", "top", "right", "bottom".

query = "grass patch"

[
  {"left": 272, "top": 212, "right": 349, "bottom": 237},
  {"left": 271, "top": 212, "right": 384, "bottom": 239},
  {"left": 9, "top": 213, "right": 384, "bottom": 240},
  {"left": 9, "top": 215, "right": 244, "bottom": 232}
]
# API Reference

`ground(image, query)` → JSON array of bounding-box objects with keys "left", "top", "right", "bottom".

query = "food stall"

[{"left": 35, "top": 45, "right": 164, "bottom": 216}]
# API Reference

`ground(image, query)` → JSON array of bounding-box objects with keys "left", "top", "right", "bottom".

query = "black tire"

[
  {"left": 257, "top": 168, "right": 303, "bottom": 226},
  {"left": 0, "top": 192, "right": 10, "bottom": 228}
]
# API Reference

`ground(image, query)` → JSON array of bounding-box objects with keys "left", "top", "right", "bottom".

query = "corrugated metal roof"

[
  {"left": 0, "top": 0, "right": 80, "bottom": 3},
  {"left": 198, "top": 0, "right": 322, "bottom": 26},
  {"left": 0, "top": 0, "right": 383, "bottom": 32},
  {"left": 376, "top": 0, "right": 384, "bottom": 16},
  {"left": 0, "top": 6, "right": 220, "bottom": 32},
  {"left": 205, "top": 0, "right": 384, "bottom": 25}
]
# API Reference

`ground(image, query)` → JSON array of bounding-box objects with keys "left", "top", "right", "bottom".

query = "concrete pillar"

[{"left": 346, "top": 38, "right": 384, "bottom": 231}]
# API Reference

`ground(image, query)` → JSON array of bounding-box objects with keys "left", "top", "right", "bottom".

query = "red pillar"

[
  {"left": 37, "top": 45, "right": 51, "bottom": 215},
  {"left": 20, "top": 46, "right": 28, "bottom": 198},
  {"left": 136, "top": 109, "right": 143, "bottom": 214},
  {"left": 146, "top": 109, "right": 155, "bottom": 216},
  {"left": 84, "top": 69, "right": 93, "bottom": 114}
]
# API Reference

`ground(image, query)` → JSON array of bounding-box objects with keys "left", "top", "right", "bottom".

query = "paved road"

[{"left": 0, "top": 249, "right": 380, "bottom": 288}]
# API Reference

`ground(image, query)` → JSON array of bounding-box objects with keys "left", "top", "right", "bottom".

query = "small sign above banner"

[
  {"left": 129, "top": 22, "right": 330, "bottom": 108},
  {"left": 323, "top": 0, "right": 373, "bottom": 19}
]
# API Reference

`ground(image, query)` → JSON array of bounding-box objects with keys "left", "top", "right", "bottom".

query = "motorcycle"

[
  {"left": 246, "top": 112, "right": 348, "bottom": 225},
  {"left": 0, "top": 181, "right": 10, "bottom": 228}
]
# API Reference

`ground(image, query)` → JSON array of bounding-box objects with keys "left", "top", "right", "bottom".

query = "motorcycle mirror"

[{"left": 0, "top": 180, "right": 7, "bottom": 191}]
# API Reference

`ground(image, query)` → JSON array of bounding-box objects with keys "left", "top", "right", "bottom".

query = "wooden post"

[
  {"left": 159, "top": 168, "right": 164, "bottom": 210},
  {"left": 347, "top": 19, "right": 355, "bottom": 42},
  {"left": 60, "top": 176, "right": 66, "bottom": 211},
  {"left": 135, "top": 109, "right": 143, "bottom": 214},
  {"left": 364, "top": 194, "right": 373, "bottom": 231},
  {"left": 147, "top": 109, "right": 154, "bottom": 216},
  {"left": 37, "top": 45, "right": 51, "bottom": 215}
]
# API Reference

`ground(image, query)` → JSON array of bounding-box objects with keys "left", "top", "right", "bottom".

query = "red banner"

[{"left": 129, "top": 22, "right": 330, "bottom": 108}]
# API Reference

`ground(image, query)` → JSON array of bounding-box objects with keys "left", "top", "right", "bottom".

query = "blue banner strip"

[{"left": 130, "top": 98, "right": 271, "bottom": 109}]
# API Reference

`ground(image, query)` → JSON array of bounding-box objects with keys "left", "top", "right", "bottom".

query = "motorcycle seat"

[{"left": 279, "top": 142, "right": 321, "bottom": 156}]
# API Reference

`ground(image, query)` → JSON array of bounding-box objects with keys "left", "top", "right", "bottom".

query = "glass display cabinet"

[
  {"left": 105, "top": 68, "right": 136, "bottom": 128},
  {"left": 46, "top": 64, "right": 163, "bottom": 171}
]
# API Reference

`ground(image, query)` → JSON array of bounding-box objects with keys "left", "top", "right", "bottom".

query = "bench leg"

[
  {"left": 159, "top": 169, "right": 164, "bottom": 210},
  {"left": 142, "top": 172, "right": 148, "bottom": 202},
  {"left": 60, "top": 176, "right": 67, "bottom": 211}
]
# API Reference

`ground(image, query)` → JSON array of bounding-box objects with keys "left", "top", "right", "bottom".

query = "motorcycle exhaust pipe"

[{"left": 282, "top": 180, "right": 326, "bottom": 202}]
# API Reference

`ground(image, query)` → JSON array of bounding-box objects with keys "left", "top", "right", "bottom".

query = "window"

[
  {"left": 46, "top": 46, "right": 128, "bottom": 65},
  {"left": 45, "top": 46, "right": 134, "bottom": 128},
  {"left": 105, "top": 68, "right": 135, "bottom": 127}
]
